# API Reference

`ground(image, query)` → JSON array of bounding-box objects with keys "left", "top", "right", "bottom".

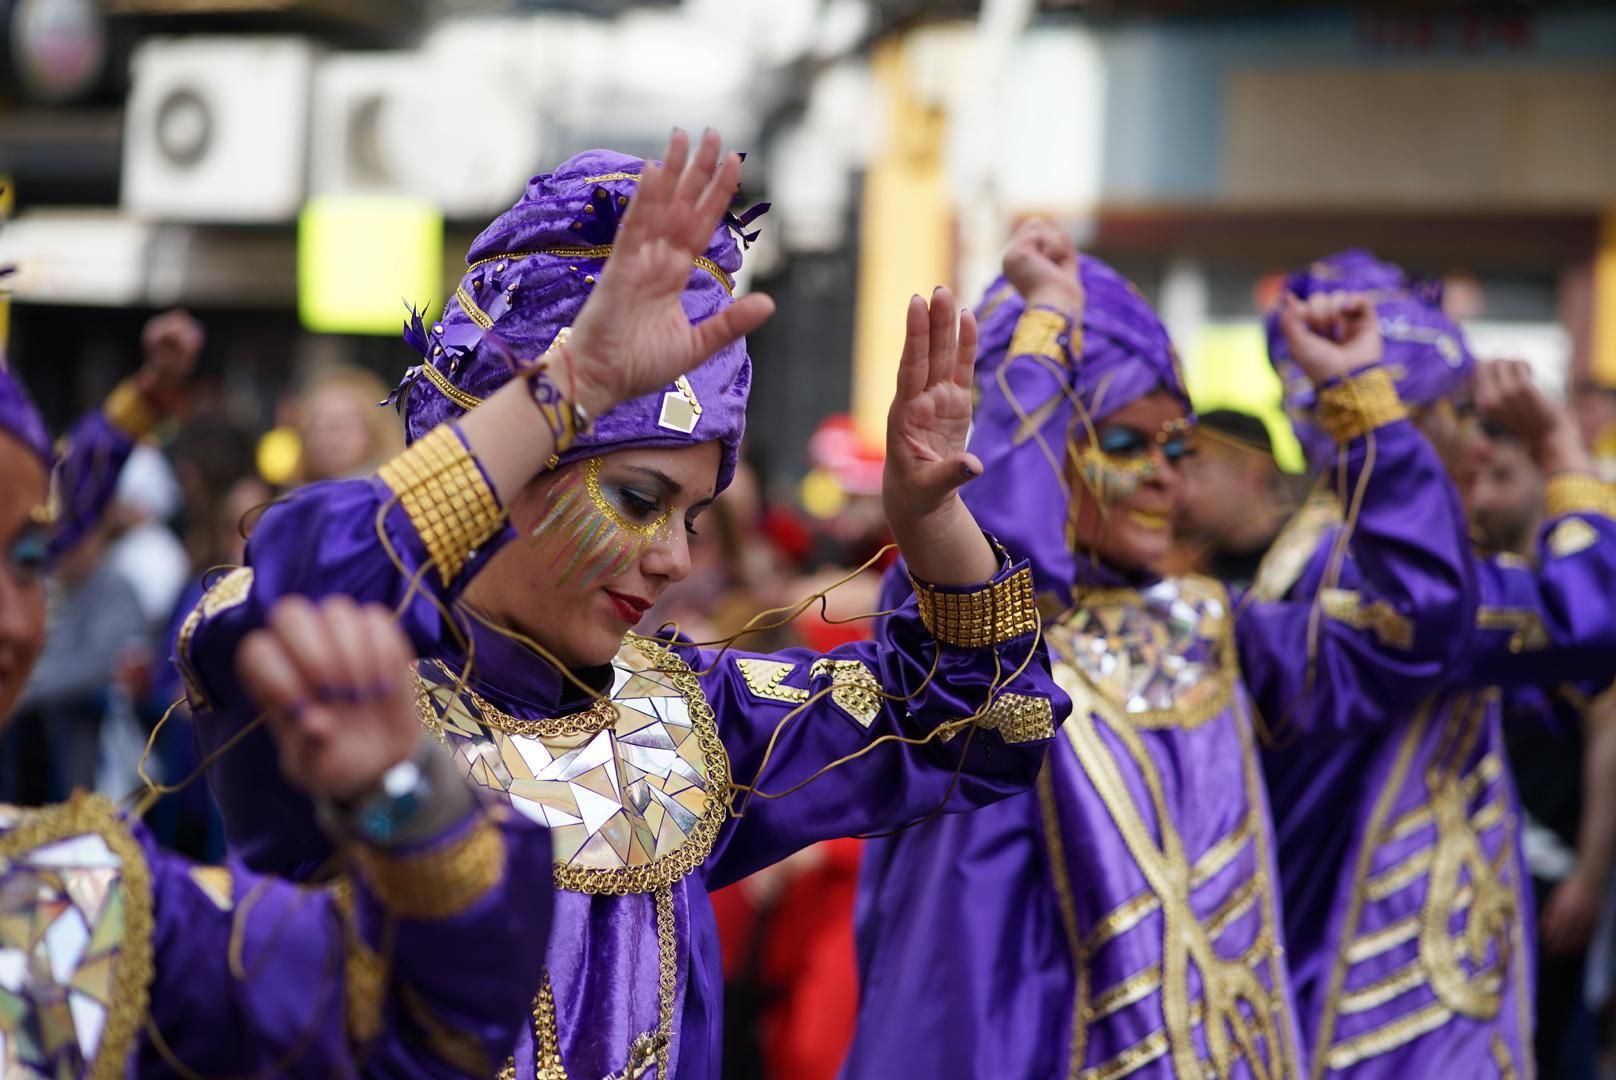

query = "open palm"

[
  {"left": 568, "top": 129, "right": 775, "bottom": 414},
  {"left": 883, "top": 287, "right": 982, "bottom": 526}
]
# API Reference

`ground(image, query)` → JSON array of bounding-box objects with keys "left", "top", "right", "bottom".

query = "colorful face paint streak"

[{"left": 528, "top": 458, "right": 674, "bottom": 588}]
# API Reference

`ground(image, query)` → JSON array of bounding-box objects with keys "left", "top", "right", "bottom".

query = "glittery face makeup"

[
  {"left": 528, "top": 457, "right": 677, "bottom": 588},
  {"left": 1072, "top": 419, "right": 1195, "bottom": 504}
]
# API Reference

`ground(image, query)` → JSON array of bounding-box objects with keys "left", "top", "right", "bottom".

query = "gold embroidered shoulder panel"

[
  {"left": 415, "top": 638, "right": 730, "bottom": 894},
  {"left": 0, "top": 794, "right": 154, "bottom": 1080},
  {"left": 1051, "top": 575, "right": 1234, "bottom": 729},
  {"left": 1249, "top": 493, "right": 1341, "bottom": 603}
]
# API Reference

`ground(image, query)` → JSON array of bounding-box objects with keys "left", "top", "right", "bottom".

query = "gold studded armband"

[
  {"left": 377, "top": 425, "right": 506, "bottom": 586},
  {"left": 103, "top": 378, "right": 160, "bottom": 438},
  {"left": 352, "top": 813, "right": 506, "bottom": 921},
  {"left": 1008, "top": 304, "right": 1079, "bottom": 365},
  {"left": 1545, "top": 473, "right": 1616, "bottom": 521},
  {"left": 911, "top": 565, "right": 1039, "bottom": 649},
  {"left": 1314, "top": 367, "right": 1409, "bottom": 444}
]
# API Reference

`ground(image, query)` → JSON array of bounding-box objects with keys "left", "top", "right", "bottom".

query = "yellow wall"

[{"left": 1592, "top": 210, "right": 1616, "bottom": 387}]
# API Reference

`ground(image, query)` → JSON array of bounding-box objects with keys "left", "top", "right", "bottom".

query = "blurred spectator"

[
  {"left": 1173, "top": 409, "right": 1294, "bottom": 587},
  {"left": 106, "top": 442, "right": 190, "bottom": 630},
  {"left": 1569, "top": 381, "right": 1616, "bottom": 482},
  {"left": 1478, "top": 430, "right": 1616, "bottom": 1080},
  {"left": 294, "top": 365, "right": 403, "bottom": 484}
]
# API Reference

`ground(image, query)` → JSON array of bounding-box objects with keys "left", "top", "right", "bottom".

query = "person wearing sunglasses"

[
  {"left": 1251, "top": 250, "right": 1616, "bottom": 1078},
  {"left": 846, "top": 223, "right": 1476, "bottom": 1079}
]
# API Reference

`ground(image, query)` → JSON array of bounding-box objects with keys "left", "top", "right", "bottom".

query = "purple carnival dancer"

[
  {"left": 847, "top": 223, "right": 1477, "bottom": 1079},
  {"left": 182, "top": 131, "right": 1065, "bottom": 1079},
  {"left": 0, "top": 362, "right": 554, "bottom": 1077},
  {"left": 1255, "top": 250, "right": 1616, "bottom": 1079}
]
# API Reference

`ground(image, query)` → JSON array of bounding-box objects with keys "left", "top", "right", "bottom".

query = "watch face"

[{"left": 10, "top": 0, "right": 107, "bottom": 104}]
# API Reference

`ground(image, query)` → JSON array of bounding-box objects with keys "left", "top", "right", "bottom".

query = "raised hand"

[
  {"left": 1277, "top": 291, "right": 1382, "bottom": 385},
  {"left": 567, "top": 128, "right": 776, "bottom": 417},
  {"left": 883, "top": 287, "right": 998, "bottom": 586},
  {"left": 1475, "top": 358, "right": 1591, "bottom": 476},
  {"left": 235, "top": 595, "right": 419, "bottom": 804},
  {"left": 136, "top": 308, "right": 203, "bottom": 403},
  {"left": 1002, "top": 218, "right": 1084, "bottom": 319}
]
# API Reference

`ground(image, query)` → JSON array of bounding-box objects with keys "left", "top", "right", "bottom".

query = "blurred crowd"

[{"left": 8, "top": 295, "right": 1616, "bottom": 1080}]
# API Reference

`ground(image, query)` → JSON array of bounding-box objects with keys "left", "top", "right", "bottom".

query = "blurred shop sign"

[{"left": 123, "top": 36, "right": 317, "bottom": 222}]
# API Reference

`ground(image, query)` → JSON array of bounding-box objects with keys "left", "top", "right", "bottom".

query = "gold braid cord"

[
  {"left": 377, "top": 426, "right": 505, "bottom": 586},
  {"left": 1315, "top": 367, "right": 1409, "bottom": 444},
  {"left": 910, "top": 566, "right": 1039, "bottom": 648},
  {"left": 329, "top": 876, "right": 387, "bottom": 1046},
  {"left": 351, "top": 815, "right": 505, "bottom": 920},
  {"left": 103, "top": 378, "right": 160, "bottom": 438},
  {"left": 1545, "top": 472, "right": 1616, "bottom": 520}
]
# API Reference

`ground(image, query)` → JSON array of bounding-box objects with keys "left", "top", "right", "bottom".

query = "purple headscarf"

[
  {"left": 964, "top": 257, "right": 1190, "bottom": 595},
  {"left": 394, "top": 149, "right": 754, "bottom": 494},
  {"left": 0, "top": 367, "right": 52, "bottom": 470},
  {"left": 1266, "top": 249, "right": 1475, "bottom": 472}
]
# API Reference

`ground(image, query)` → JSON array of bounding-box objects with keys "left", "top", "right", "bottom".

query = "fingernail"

[{"left": 960, "top": 461, "right": 979, "bottom": 479}]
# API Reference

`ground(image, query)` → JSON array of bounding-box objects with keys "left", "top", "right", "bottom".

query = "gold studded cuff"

[
  {"left": 103, "top": 379, "right": 160, "bottom": 438},
  {"left": 352, "top": 813, "right": 506, "bottom": 921},
  {"left": 1008, "top": 305, "right": 1077, "bottom": 364},
  {"left": 911, "top": 565, "right": 1039, "bottom": 648},
  {"left": 1546, "top": 472, "right": 1616, "bottom": 520},
  {"left": 1315, "top": 367, "right": 1409, "bottom": 444},
  {"left": 377, "top": 425, "right": 505, "bottom": 586}
]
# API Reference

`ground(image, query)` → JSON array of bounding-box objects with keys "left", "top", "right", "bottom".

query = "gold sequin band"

[
  {"left": 377, "top": 427, "right": 505, "bottom": 586},
  {"left": 910, "top": 566, "right": 1039, "bottom": 648},
  {"left": 1314, "top": 367, "right": 1409, "bottom": 444},
  {"left": 421, "top": 363, "right": 485, "bottom": 412},
  {"left": 1545, "top": 472, "right": 1616, "bottom": 520},
  {"left": 103, "top": 378, "right": 159, "bottom": 438},
  {"left": 1007, "top": 305, "right": 1075, "bottom": 364},
  {"left": 352, "top": 814, "right": 506, "bottom": 921}
]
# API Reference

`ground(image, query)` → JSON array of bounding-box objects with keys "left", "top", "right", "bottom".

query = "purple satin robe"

[
  {"left": 0, "top": 791, "right": 551, "bottom": 1078},
  {"left": 48, "top": 407, "right": 138, "bottom": 562},
  {"left": 180, "top": 424, "right": 1062, "bottom": 1080},
  {"left": 849, "top": 414, "right": 1474, "bottom": 1079},
  {"left": 1248, "top": 470, "right": 1616, "bottom": 1077}
]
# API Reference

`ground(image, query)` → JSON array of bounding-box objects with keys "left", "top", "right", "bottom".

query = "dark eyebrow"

[{"left": 617, "top": 465, "right": 683, "bottom": 497}]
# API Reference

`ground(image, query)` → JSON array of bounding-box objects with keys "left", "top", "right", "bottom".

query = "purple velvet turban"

[
  {"left": 394, "top": 149, "right": 754, "bottom": 494},
  {"left": 1266, "top": 249, "right": 1475, "bottom": 473},
  {"left": 963, "top": 257, "right": 1190, "bottom": 594},
  {"left": 0, "top": 367, "right": 52, "bottom": 470}
]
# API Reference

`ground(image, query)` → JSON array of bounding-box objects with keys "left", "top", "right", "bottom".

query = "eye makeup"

[
  {"left": 528, "top": 458, "right": 675, "bottom": 588},
  {"left": 5, "top": 523, "right": 48, "bottom": 587}
]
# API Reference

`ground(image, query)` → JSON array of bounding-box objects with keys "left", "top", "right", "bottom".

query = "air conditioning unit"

[
  {"left": 122, "top": 36, "right": 316, "bottom": 223},
  {"left": 309, "top": 48, "right": 542, "bottom": 220}
]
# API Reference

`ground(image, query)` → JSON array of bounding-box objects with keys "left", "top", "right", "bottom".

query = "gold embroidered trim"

[
  {"left": 420, "top": 362, "right": 486, "bottom": 412},
  {"left": 498, "top": 970, "right": 570, "bottom": 1080},
  {"left": 1319, "top": 588, "right": 1414, "bottom": 651},
  {"left": 0, "top": 794, "right": 155, "bottom": 1080},
  {"left": 187, "top": 865, "right": 234, "bottom": 911},
  {"left": 103, "top": 378, "right": 159, "bottom": 438},
  {"left": 1476, "top": 606, "right": 1550, "bottom": 654},
  {"left": 581, "top": 171, "right": 641, "bottom": 184},
  {"left": 1347, "top": 882, "right": 1478, "bottom": 965},
  {"left": 1548, "top": 517, "right": 1599, "bottom": 558},
  {"left": 1385, "top": 754, "right": 1502, "bottom": 842},
  {"left": 1089, "top": 963, "right": 1161, "bottom": 1021},
  {"left": 975, "top": 692, "right": 1055, "bottom": 744},
  {"left": 1325, "top": 1001, "right": 1454, "bottom": 1070},
  {"left": 1077, "top": 1028, "right": 1169, "bottom": 1080},
  {"left": 911, "top": 566, "right": 1038, "bottom": 648},
  {"left": 1008, "top": 306, "right": 1072, "bottom": 363},
  {"left": 1249, "top": 492, "right": 1341, "bottom": 602},
  {"left": 1039, "top": 768, "right": 1088, "bottom": 1080},
  {"left": 330, "top": 876, "right": 387, "bottom": 1045},
  {"left": 435, "top": 661, "right": 618, "bottom": 738},
  {"left": 1315, "top": 367, "right": 1409, "bottom": 444},
  {"left": 462, "top": 244, "right": 734, "bottom": 300},
  {"left": 1545, "top": 472, "right": 1616, "bottom": 520},
  {"left": 1338, "top": 959, "right": 1431, "bottom": 1016},
  {"left": 377, "top": 426, "right": 505, "bottom": 587},
  {"left": 175, "top": 566, "right": 254, "bottom": 710},
  {"left": 1192, "top": 810, "right": 1255, "bottom": 889},
  {"left": 1205, "top": 877, "right": 1259, "bottom": 939},
  {"left": 811, "top": 659, "right": 884, "bottom": 728},
  {"left": 653, "top": 884, "right": 677, "bottom": 1079},
  {"left": 352, "top": 814, "right": 505, "bottom": 920},
  {"left": 1492, "top": 1034, "right": 1518, "bottom": 1080},
  {"left": 735, "top": 658, "right": 805, "bottom": 704}
]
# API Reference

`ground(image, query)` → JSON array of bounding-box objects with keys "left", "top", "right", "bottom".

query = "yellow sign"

[
  {"left": 298, "top": 195, "right": 442, "bottom": 335},
  {"left": 1183, "top": 321, "right": 1304, "bottom": 473}
]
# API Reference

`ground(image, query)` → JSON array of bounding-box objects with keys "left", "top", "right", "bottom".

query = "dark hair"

[{"left": 1197, "top": 409, "right": 1274, "bottom": 456}]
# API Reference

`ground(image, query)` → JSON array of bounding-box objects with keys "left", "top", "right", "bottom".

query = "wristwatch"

[{"left": 338, "top": 744, "right": 436, "bottom": 845}]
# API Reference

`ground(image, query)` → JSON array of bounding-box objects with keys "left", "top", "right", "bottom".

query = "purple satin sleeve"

[
  {"left": 138, "top": 809, "right": 551, "bottom": 1078},
  {"left": 1462, "top": 509, "right": 1616, "bottom": 689},
  {"left": 696, "top": 560, "right": 1064, "bottom": 890},
  {"left": 48, "top": 408, "right": 136, "bottom": 561},
  {"left": 1235, "top": 418, "right": 1477, "bottom": 737},
  {"left": 186, "top": 424, "right": 512, "bottom": 875}
]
